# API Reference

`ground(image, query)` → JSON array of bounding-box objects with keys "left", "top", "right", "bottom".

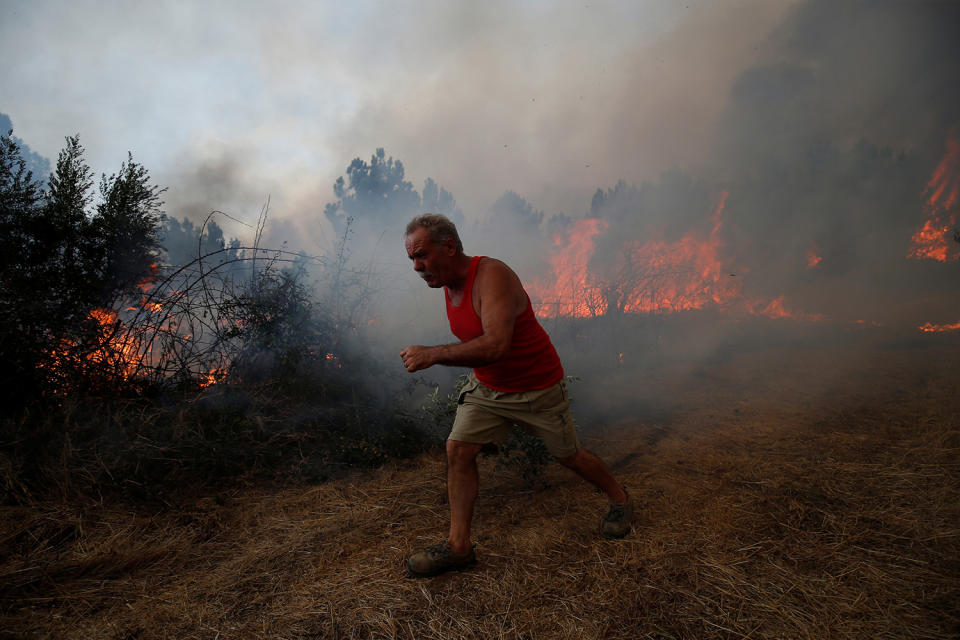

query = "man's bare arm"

[{"left": 400, "top": 260, "right": 524, "bottom": 372}]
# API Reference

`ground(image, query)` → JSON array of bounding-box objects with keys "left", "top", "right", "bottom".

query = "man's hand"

[{"left": 400, "top": 345, "right": 436, "bottom": 372}]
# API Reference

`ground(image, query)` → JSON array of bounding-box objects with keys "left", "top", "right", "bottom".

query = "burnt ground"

[{"left": 1, "top": 329, "right": 958, "bottom": 639}]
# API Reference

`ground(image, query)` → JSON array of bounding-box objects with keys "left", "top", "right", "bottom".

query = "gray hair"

[{"left": 405, "top": 213, "right": 463, "bottom": 253}]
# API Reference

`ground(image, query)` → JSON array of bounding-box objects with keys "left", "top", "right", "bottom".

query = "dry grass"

[{"left": 1, "top": 340, "right": 958, "bottom": 639}]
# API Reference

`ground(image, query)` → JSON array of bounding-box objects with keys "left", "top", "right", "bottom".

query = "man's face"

[{"left": 405, "top": 226, "right": 453, "bottom": 288}]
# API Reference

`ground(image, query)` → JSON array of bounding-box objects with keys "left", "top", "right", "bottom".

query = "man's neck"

[{"left": 444, "top": 254, "right": 474, "bottom": 296}]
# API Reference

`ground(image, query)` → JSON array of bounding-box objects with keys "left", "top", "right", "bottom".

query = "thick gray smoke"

[
  {"left": 546, "top": 0, "right": 960, "bottom": 331},
  {"left": 709, "top": 0, "right": 960, "bottom": 326},
  {"left": 319, "top": 0, "right": 960, "bottom": 327},
  {"left": 147, "top": 1, "right": 959, "bottom": 428}
]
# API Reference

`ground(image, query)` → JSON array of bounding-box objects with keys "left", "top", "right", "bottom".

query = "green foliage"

[
  {"left": 92, "top": 153, "right": 165, "bottom": 299},
  {"left": 227, "top": 262, "right": 327, "bottom": 383},
  {"left": 0, "top": 141, "right": 474, "bottom": 503},
  {"left": 416, "top": 374, "right": 467, "bottom": 437},
  {"left": 0, "top": 114, "right": 50, "bottom": 179},
  {"left": 495, "top": 427, "right": 553, "bottom": 487}
]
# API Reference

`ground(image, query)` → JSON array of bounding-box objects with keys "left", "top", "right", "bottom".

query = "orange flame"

[
  {"left": 918, "top": 320, "right": 960, "bottom": 333},
  {"left": 44, "top": 308, "right": 147, "bottom": 381},
  {"left": 530, "top": 218, "right": 609, "bottom": 318},
  {"left": 40, "top": 263, "right": 232, "bottom": 390},
  {"left": 806, "top": 249, "right": 822, "bottom": 269},
  {"left": 137, "top": 264, "right": 159, "bottom": 291},
  {"left": 909, "top": 135, "right": 960, "bottom": 261},
  {"left": 530, "top": 192, "right": 820, "bottom": 321},
  {"left": 203, "top": 368, "right": 227, "bottom": 386},
  {"left": 616, "top": 192, "right": 741, "bottom": 314}
]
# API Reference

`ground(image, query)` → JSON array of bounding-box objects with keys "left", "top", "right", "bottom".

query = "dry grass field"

[{"left": 2, "top": 334, "right": 958, "bottom": 639}]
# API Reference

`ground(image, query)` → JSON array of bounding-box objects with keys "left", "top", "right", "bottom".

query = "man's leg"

[
  {"left": 558, "top": 448, "right": 628, "bottom": 504},
  {"left": 406, "top": 439, "right": 483, "bottom": 577},
  {"left": 447, "top": 439, "right": 483, "bottom": 554},
  {"left": 559, "top": 448, "right": 633, "bottom": 538}
]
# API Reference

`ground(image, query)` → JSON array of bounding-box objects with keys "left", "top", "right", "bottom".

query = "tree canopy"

[
  {"left": 323, "top": 148, "right": 463, "bottom": 244},
  {"left": 0, "top": 132, "right": 164, "bottom": 405}
]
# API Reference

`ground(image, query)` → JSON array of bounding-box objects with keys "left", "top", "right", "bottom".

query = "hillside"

[{"left": 2, "top": 338, "right": 959, "bottom": 639}]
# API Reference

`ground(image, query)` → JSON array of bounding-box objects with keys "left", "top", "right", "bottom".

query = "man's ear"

[{"left": 443, "top": 237, "right": 457, "bottom": 255}]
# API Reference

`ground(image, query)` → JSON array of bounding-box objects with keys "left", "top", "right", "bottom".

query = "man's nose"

[{"left": 413, "top": 259, "right": 424, "bottom": 271}]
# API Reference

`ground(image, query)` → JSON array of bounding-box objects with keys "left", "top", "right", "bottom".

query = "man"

[{"left": 401, "top": 213, "right": 632, "bottom": 578}]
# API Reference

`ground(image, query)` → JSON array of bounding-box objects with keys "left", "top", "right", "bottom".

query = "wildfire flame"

[
  {"left": 79, "top": 266, "right": 168, "bottom": 381},
  {"left": 41, "top": 262, "right": 234, "bottom": 390},
  {"left": 918, "top": 320, "right": 960, "bottom": 333},
  {"left": 203, "top": 368, "right": 227, "bottom": 386},
  {"left": 531, "top": 217, "right": 609, "bottom": 318},
  {"left": 615, "top": 192, "right": 742, "bottom": 314},
  {"left": 747, "top": 295, "right": 823, "bottom": 321},
  {"left": 909, "top": 135, "right": 960, "bottom": 261},
  {"left": 530, "top": 191, "right": 820, "bottom": 321},
  {"left": 87, "top": 308, "right": 144, "bottom": 377}
]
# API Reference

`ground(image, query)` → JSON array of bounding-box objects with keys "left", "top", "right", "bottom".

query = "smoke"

[
  {"left": 719, "top": 1, "right": 960, "bottom": 159},
  {"left": 326, "top": 1, "right": 795, "bottom": 218},
  {"left": 295, "top": 3, "right": 960, "bottom": 416},
  {"left": 381, "top": 0, "right": 960, "bottom": 426},
  {"left": 15, "top": 0, "right": 954, "bottom": 429},
  {"left": 710, "top": 0, "right": 960, "bottom": 325}
]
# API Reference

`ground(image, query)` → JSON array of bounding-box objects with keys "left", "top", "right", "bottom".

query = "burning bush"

[
  {"left": 0, "top": 133, "right": 164, "bottom": 404},
  {"left": 0, "top": 138, "right": 453, "bottom": 504}
]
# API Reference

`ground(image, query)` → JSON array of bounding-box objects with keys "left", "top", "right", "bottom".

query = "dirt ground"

[{"left": 2, "top": 333, "right": 958, "bottom": 639}]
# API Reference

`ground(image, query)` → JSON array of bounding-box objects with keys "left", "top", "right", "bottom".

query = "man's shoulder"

[
  {"left": 474, "top": 257, "right": 527, "bottom": 316},
  {"left": 475, "top": 257, "right": 521, "bottom": 287}
]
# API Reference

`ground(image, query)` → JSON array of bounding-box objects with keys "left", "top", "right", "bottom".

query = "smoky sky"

[
  {"left": 1, "top": 0, "right": 793, "bottom": 231},
  {"left": 3, "top": 0, "right": 958, "bottom": 331},
  {"left": 717, "top": 1, "right": 960, "bottom": 164}
]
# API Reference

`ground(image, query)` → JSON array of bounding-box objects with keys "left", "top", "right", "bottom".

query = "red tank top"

[{"left": 445, "top": 256, "right": 564, "bottom": 392}]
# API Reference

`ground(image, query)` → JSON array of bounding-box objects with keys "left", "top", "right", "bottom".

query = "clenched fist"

[{"left": 400, "top": 345, "right": 435, "bottom": 372}]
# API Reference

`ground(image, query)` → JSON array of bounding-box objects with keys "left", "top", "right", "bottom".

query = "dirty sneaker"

[
  {"left": 407, "top": 541, "right": 477, "bottom": 577},
  {"left": 601, "top": 489, "right": 633, "bottom": 539}
]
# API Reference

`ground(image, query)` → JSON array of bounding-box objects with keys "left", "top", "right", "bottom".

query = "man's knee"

[{"left": 446, "top": 439, "right": 482, "bottom": 468}]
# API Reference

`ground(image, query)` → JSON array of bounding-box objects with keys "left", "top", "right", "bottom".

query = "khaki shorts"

[{"left": 449, "top": 373, "right": 580, "bottom": 459}]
